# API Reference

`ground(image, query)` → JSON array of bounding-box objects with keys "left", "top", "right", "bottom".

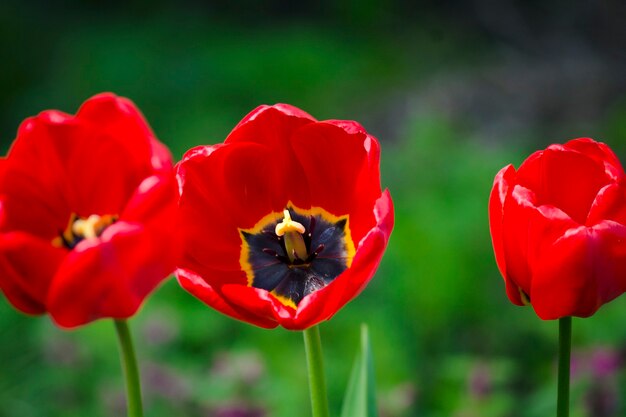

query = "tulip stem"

[
  {"left": 114, "top": 319, "right": 144, "bottom": 417},
  {"left": 303, "top": 325, "right": 330, "bottom": 417},
  {"left": 557, "top": 316, "right": 571, "bottom": 417}
]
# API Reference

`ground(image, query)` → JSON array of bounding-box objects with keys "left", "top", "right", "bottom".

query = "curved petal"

[
  {"left": 0, "top": 192, "right": 66, "bottom": 242},
  {"left": 1, "top": 115, "right": 74, "bottom": 238},
  {"left": 489, "top": 165, "right": 527, "bottom": 306},
  {"left": 3, "top": 93, "right": 173, "bottom": 232},
  {"left": 502, "top": 184, "right": 578, "bottom": 304},
  {"left": 225, "top": 105, "right": 315, "bottom": 209},
  {"left": 563, "top": 138, "right": 624, "bottom": 180},
  {"left": 0, "top": 232, "right": 66, "bottom": 314},
  {"left": 289, "top": 227, "right": 386, "bottom": 330},
  {"left": 229, "top": 104, "right": 316, "bottom": 133},
  {"left": 76, "top": 93, "right": 172, "bottom": 173},
  {"left": 488, "top": 164, "right": 516, "bottom": 280},
  {"left": 122, "top": 175, "right": 177, "bottom": 223},
  {"left": 176, "top": 268, "right": 278, "bottom": 329},
  {"left": 291, "top": 121, "right": 382, "bottom": 243},
  {"left": 120, "top": 171, "right": 182, "bottom": 267},
  {"left": 587, "top": 181, "right": 626, "bottom": 226},
  {"left": 374, "top": 189, "right": 394, "bottom": 239},
  {"left": 187, "top": 191, "right": 393, "bottom": 331},
  {"left": 501, "top": 185, "right": 536, "bottom": 303},
  {"left": 47, "top": 219, "right": 176, "bottom": 328},
  {"left": 516, "top": 146, "right": 610, "bottom": 224},
  {"left": 531, "top": 221, "right": 626, "bottom": 319},
  {"left": 219, "top": 284, "right": 294, "bottom": 326},
  {"left": 176, "top": 142, "right": 283, "bottom": 276},
  {"left": 70, "top": 94, "right": 173, "bottom": 215},
  {"left": 286, "top": 191, "right": 393, "bottom": 330}
]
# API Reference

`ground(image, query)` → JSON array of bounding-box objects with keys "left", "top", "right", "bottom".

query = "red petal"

[
  {"left": 220, "top": 284, "right": 293, "bottom": 326},
  {"left": 587, "top": 181, "right": 626, "bottom": 226},
  {"left": 176, "top": 268, "right": 278, "bottom": 329},
  {"left": 225, "top": 105, "right": 315, "bottom": 209},
  {"left": 290, "top": 121, "right": 382, "bottom": 243},
  {"left": 501, "top": 185, "right": 578, "bottom": 305},
  {"left": 176, "top": 142, "right": 283, "bottom": 277},
  {"left": 563, "top": 138, "right": 624, "bottom": 180},
  {"left": 488, "top": 164, "right": 516, "bottom": 281},
  {"left": 180, "top": 189, "right": 392, "bottom": 332},
  {"left": 531, "top": 221, "right": 626, "bottom": 319},
  {"left": 2, "top": 93, "right": 173, "bottom": 234},
  {"left": 47, "top": 218, "right": 177, "bottom": 328},
  {"left": 70, "top": 94, "right": 172, "bottom": 214},
  {"left": 0, "top": 232, "right": 66, "bottom": 314},
  {"left": 122, "top": 174, "right": 178, "bottom": 225},
  {"left": 516, "top": 146, "right": 610, "bottom": 225},
  {"left": 291, "top": 228, "right": 386, "bottom": 329},
  {"left": 288, "top": 191, "right": 393, "bottom": 330},
  {"left": 322, "top": 119, "right": 369, "bottom": 135},
  {"left": 1, "top": 115, "right": 74, "bottom": 238},
  {"left": 76, "top": 93, "right": 172, "bottom": 173},
  {"left": 373, "top": 189, "right": 394, "bottom": 239},
  {"left": 229, "top": 104, "right": 316, "bottom": 134},
  {"left": 0, "top": 190, "right": 66, "bottom": 241}
]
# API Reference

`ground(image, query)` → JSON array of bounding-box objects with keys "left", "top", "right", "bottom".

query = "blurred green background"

[{"left": 2, "top": 1, "right": 626, "bottom": 416}]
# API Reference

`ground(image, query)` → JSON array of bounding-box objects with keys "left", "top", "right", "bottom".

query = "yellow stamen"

[
  {"left": 275, "top": 210, "right": 305, "bottom": 235},
  {"left": 275, "top": 210, "right": 308, "bottom": 263},
  {"left": 72, "top": 214, "right": 115, "bottom": 239},
  {"left": 53, "top": 213, "right": 118, "bottom": 248}
]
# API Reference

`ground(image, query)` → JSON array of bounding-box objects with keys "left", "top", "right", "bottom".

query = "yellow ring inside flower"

[{"left": 239, "top": 204, "right": 356, "bottom": 308}]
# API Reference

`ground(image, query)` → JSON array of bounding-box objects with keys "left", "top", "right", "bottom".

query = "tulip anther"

[
  {"left": 53, "top": 213, "right": 118, "bottom": 249},
  {"left": 275, "top": 209, "right": 309, "bottom": 263}
]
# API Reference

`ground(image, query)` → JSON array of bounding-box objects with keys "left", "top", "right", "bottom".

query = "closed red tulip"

[
  {"left": 489, "top": 138, "right": 626, "bottom": 319},
  {"left": 0, "top": 93, "right": 180, "bottom": 328},
  {"left": 176, "top": 104, "right": 393, "bottom": 330}
]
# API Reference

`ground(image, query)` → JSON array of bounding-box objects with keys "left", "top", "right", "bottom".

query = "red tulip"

[
  {"left": 176, "top": 104, "right": 393, "bottom": 330},
  {"left": 0, "top": 93, "right": 180, "bottom": 328},
  {"left": 489, "top": 138, "right": 626, "bottom": 319}
]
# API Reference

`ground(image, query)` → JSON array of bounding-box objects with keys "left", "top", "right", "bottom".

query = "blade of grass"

[{"left": 340, "top": 324, "right": 377, "bottom": 417}]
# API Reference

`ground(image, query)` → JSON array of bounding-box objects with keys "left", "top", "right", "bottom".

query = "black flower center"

[
  {"left": 53, "top": 213, "right": 118, "bottom": 249},
  {"left": 240, "top": 206, "right": 355, "bottom": 308}
]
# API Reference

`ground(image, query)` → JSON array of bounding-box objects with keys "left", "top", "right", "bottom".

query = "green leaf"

[{"left": 340, "top": 324, "right": 378, "bottom": 417}]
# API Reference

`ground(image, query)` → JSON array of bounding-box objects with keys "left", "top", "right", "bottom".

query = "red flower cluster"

[
  {"left": 0, "top": 94, "right": 180, "bottom": 328},
  {"left": 489, "top": 138, "right": 626, "bottom": 319},
  {"left": 0, "top": 96, "right": 392, "bottom": 331},
  {"left": 176, "top": 104, "right": 394, "bottom": 329}
]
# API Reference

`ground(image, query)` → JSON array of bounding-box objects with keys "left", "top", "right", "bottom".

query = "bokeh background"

[{"left": 2, "top": 1, "right": 626, "bottom": 416}]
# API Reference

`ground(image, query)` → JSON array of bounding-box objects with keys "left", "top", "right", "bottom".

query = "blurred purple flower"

[
  {"left": 142, "top": 362, "right": 192, "bottom": 403},
  {"left": 210, "top": 351, "right": 265, "bottom": 386},
  {"left": 591, "top": 347, "right": 622, "bottom": 378},
  {"left": 468, "top": 363, "right": 492, "bottom": 399},
  {"left": 141, "top": 310, "right": 180, "bottom": 347}
]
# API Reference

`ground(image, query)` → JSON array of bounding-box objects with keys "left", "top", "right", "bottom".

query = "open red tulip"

[
  {"left": 176, "top": 104, "right": 393, "bottom": 330},
  {"left": 0, "top": 93, "right": 180, "bottom": 328},
  {"left": 489, "top": 138, "right": 626, "bottom": 319}
]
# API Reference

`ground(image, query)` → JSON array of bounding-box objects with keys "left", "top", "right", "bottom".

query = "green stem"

[
  {"left": 303, "top": 325, "right": 330, "bottom": 417},
  {"left": 114, "top": 319, "right": 144, "bottom": 417},
  {"left": 557, "top": 316, "right": 572, "bottom": 417}
]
